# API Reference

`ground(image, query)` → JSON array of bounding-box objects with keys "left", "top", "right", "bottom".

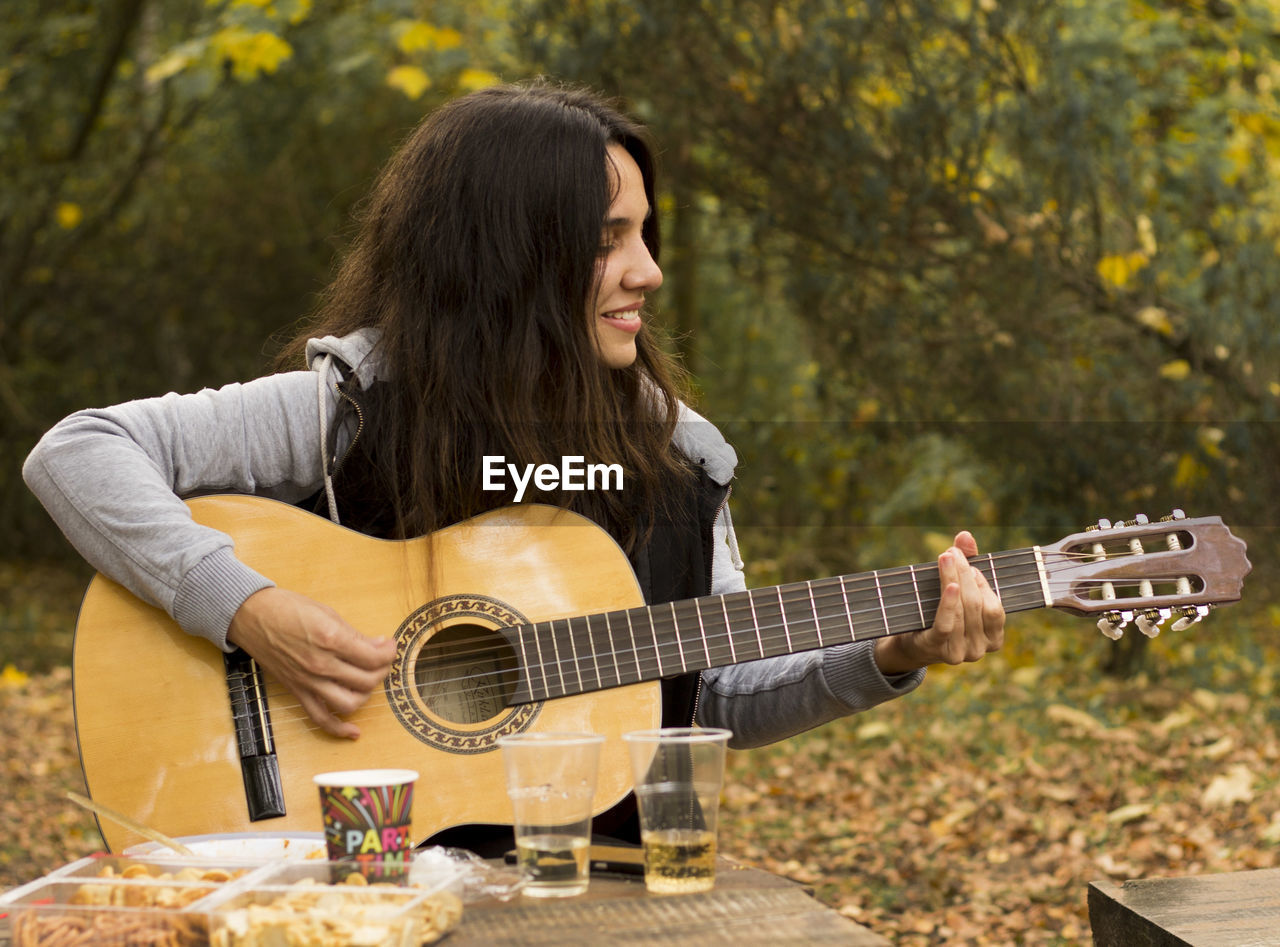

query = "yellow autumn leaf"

[
  {"left": 1046, "top": 703, "right": 1105, "bottom": 734},
  {"left": 855, "top": 720, "right": 892, "bottom": 741},
  {"left": 1097, "top": 251, "right": 1149, "bottom": 289},
  {"left": 1106, "top": 802, "right": 1153, "bottom": 825},
  {"left": 1173, "top": 452, "right": 1207, "bottom": 489},
  {"left": 1202, "top": 764, "right": 1254, "bottom": 807},
  {"left": 1134, "top": 305, "right": 1173, "bottom": 336},
  {"left": 1159, "top": 359, "right": 1191, "bottom": 381},
  {"left": 1197, "top": 426, "right": 1225, "bottom": 458},
  {"left": 0, "top": 664, "right": 29, "bottom": 688},
  {"left": 456, "top": 68, "right": 500, "bottom": 92},
  {"left": 395, "top": 20, "right": 436, "bottom": 54},
  {"left": 56, "top": 202, "right": 83, "bottom": 229},
  {"left": 387, "top": 65, "right": 431, "bottom": 100},
  {"left": 145, "top": 49, "right": 194, "bottom": 84},
  {"left": 211, "top": 28, "right": 293, "bottom": 80}
]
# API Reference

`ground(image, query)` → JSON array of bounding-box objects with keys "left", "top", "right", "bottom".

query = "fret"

[
  {"left": 548, "top": 618, "right": 569, "bottom": 696},
  {"left": 808, "top": 576, "right": 853, "bottom": 646},
  {"left": 570, "top": 615, "right": 599, "bottom": 693},
  {"left": 692, "top": 598, "right": 713, "bottom": 667},
  {"left": 720, "top": 588, "right": 765, "bottom": 660},
  {"left": 872, "top": 570, "right": 890, "bottom": 635},
  {"left": 719, "top": 595, "right": 738, "bottom": 664},
  {"left": 625, "top": 608, "right": 645, "bottom": 683},
  {"left": 908, "top": 563, "right": 927, "bottom": 629},
  {"left": 670, "top": 602, "right": 687, "bottom": 673},
  {"left": 601, "top": 612, "right": 623, "bottom": 688},
  {"left": 647, "top": 609, "right": 667, "bottom": 677},
  {"left": 838, "top": 572, "right": 854, "bottom": 637},
  {"left": 745, "top": 587, "right": 785, "bottom": 659},
  {"left": 775, "top": 587, "right": 793, "bottom": 652},
  {"left": 987, "top": 550, "right": 1044, "bottom": 611},
  {"left": 694, "top": 595, "right": 734, "bottom": 667},
  {"left": 842, "top": 573, "right": 886, "bottom": 640},
  {"left": 667, "top": 598, "right": 723, "bottom": 670},
  {"left": 517, "top": 623, "right": 541, "bottom": 701},
  {"left": 531, "top": 620, "right": 551, "bottom": 700},
  {"left": 585, "top": 613, "right": 618, "bottom": 691},
  {"left": 777, "top": 583, "right": 822, "bottom": 653},
  {"left": 808, "top": 581, "right": 823, "bottom": 647},
  {"left": 984, "top": 553, "right": 1000, "bottom": 599},
  {"left": 746, "top": 589, "right": 765, "bottom": 658}
]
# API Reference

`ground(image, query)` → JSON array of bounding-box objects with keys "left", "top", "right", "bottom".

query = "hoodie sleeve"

[{"left": 22, "top": 369, "right": 337, "bottom": 651}]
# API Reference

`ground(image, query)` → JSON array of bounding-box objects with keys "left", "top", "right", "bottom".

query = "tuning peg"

[
  {"left": 1171, "top": 604, "right": 1211, "bottom": 632},
  {"left": 1161, "top": 509, "right": 1187, "bottom": 522},
  {"left": 1097, "top": 608, "right": 1130, "bottom": 640},
  {"left": 1136, "top": 607, "right": 1170, "bottom": 638}
]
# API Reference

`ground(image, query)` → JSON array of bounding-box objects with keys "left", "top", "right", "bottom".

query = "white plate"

[{"left": 122, "top": 831, "right": 326, "bottom": 860}]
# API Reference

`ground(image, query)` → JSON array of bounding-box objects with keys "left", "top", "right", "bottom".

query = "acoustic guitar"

[{"left": 72, "top": 496, "right": 1249, "bottom": 852}]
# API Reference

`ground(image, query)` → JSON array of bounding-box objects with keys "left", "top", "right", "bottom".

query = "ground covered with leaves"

[{"left": 2, "top": 601, "right": 1279, "bottom": 945}]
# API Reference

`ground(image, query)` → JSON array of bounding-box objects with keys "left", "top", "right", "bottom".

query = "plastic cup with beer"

[
  {"left": 497, "top": 731, "right": 605, "bottom": 898},
  {"left": 622, "top": 728, "right": 732, "bottom": 894}
]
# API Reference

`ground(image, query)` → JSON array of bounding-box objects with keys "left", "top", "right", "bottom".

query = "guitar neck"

[{"left": 511, "top": 547, "right": 1048, "bottom": 702}]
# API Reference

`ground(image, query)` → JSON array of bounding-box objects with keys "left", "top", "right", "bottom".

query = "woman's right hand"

[{"left": 227, "top": 587, "right": 397, "bottom": 739}]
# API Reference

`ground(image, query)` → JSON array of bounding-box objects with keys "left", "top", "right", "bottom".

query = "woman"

[{"left": 24, "top": 81, "right": 1004, "bottom": 848}]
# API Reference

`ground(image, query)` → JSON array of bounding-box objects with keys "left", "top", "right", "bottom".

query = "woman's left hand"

[{"left": 872, "top": 530, "right": 1006, "bottom": 674}]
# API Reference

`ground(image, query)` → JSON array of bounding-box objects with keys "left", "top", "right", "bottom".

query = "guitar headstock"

[{"left": 1040, "top": 511, "right": 1250, "bottom": 639}]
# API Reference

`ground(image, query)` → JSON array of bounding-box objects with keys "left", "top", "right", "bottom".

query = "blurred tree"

[
  {"left": 2, "top": 0, "right": 505, "bottom": 556},
  {"left": 518, "top": 0, "right": 1280, "bottom": 671}
]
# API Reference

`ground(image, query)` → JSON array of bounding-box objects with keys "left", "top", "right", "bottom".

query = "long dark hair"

[{"left": 278, "top": 80, "right": 692, "bottom": 549}]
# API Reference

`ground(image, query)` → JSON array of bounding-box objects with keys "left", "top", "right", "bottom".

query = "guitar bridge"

[{"left": 224, "top": 649, "right": 286, "bottom": 821}]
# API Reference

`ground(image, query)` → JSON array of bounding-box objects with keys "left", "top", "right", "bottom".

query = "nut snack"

[
  {"left": 210, "top": 871, "right": 463, "bottom": 946},
  {"left": 8, "top": 861, "right": 251, "bottom": 946},
  {"left": 2, "top": 854, "right": 464, "bottom": 947}
]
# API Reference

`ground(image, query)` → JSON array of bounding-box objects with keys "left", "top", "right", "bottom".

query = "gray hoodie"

[{"left": 23, "top": 330, "right": 922, "bottom": 747}]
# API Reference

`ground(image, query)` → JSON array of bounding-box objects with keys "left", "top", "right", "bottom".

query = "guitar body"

[{"left": 73, "top": 496, "right": 661, "bottom": 853}]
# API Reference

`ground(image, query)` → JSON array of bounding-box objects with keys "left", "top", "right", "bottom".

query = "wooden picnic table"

[
  {"left": 1089, "top": 867, "right": 1280, "bottom": 946},
  {"left": 450, "top": 856, "right": 889, "bottom": 945}
]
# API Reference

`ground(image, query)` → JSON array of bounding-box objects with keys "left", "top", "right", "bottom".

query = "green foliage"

[
  {"left": 1, "top": 0, "right": 507, "bottom": 557},
  {"left": 518, "top": 0, "right": 1280, "bottom": 599},
  {"left": 4, "top": 0, "right": 1279, "bottom": 671}
]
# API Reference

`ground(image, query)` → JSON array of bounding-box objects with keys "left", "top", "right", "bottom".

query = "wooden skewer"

[{"left": 66, "top": 791, "right": 197, "bottom": 857}]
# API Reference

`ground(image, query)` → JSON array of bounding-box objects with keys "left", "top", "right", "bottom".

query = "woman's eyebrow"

[{"left": 605, "top": 208, "right": 652, "bottom": 229}]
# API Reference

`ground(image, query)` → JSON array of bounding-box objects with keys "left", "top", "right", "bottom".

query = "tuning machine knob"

[
  {"left": 1136, "top": 607, "right": 1170, "bottom": 638},
  {"left": 1097, "top": 609, "right": 1132, "bottom": 640},
  {"left": 1171, "top": 604, "right": 1212, "bottom": 632}
]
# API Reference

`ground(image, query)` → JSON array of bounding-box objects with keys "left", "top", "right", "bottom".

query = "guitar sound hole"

[{"left": 413, "top": 623, "right": 518, "bottom": 725}]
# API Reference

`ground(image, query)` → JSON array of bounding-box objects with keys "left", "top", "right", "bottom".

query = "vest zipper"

[{"left": 330, "top": 383, "right": 365, "bottom": 475}]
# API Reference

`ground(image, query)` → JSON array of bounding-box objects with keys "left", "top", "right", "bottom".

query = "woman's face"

[{"left": 590, "top": 144, "right": 663, "bottom": 369}]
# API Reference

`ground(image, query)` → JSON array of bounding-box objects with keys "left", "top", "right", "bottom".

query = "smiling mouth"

[{"left": 600, "top": 310, "right": 641, "bottom": 322}]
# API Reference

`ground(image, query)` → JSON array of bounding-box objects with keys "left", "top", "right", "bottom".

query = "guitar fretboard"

[{"left": 510, "top": 548, "right": 1047, "bottom": 702}]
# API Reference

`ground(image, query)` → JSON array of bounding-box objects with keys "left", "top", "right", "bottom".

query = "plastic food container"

[
  {"left": 0, "top": 850, "right": 464, "bottom": 946},
  {"left": 122, "top": 832, "right": 327, "bottom": 862}
]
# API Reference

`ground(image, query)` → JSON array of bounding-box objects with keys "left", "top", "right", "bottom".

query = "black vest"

[{"left": 314, "top": 377, "right": 730, "bottom": 852}]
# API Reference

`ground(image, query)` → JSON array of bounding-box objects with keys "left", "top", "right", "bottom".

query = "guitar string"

[
  {"left": 240, "top": 571, "right": 1185, "bottom": 729},
  {"left": 234, "top": 546, "right": 1191, "bottom": 725},
  {"left": 244, "top": 544, "right": 1176, "bottom": 709},
  {"left": 238, "top": 549, "right": 1053, "bottom": 714},
  {"left": 230, "top": 551, "right": 1194, "bottom": 732}
]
